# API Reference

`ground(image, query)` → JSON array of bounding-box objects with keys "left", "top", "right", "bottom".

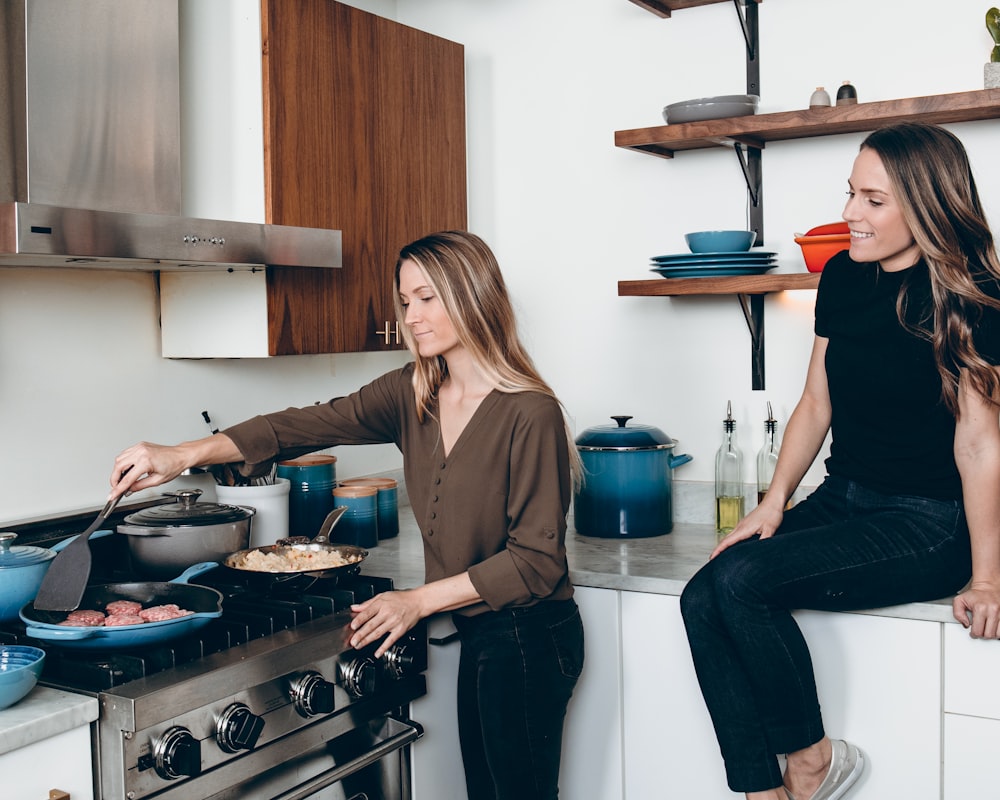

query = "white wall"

[
  {"left": 395, "top": 0, "right": 998, "bottom": 490},
  {"left": 1, "top": 0, "right": 996, "bottom": 522}
]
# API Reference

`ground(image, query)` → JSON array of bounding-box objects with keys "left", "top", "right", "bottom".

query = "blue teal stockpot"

[{"left": 574, "top": 415, "right": 693, "bottom": 538}]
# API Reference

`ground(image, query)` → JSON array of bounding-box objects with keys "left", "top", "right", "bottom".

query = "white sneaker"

[{"left": 785, "top": 739, "right": 865, "bottom": 800}]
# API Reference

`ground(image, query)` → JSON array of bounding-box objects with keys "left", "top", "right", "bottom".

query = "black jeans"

[
  {"left": 680, "top": 475, "right": 970, "bottom": 792},
  {"left": 452, "top": 597, "right": 585, "bottom": 800}
]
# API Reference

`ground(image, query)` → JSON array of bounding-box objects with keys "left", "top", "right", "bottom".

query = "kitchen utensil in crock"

[
  {"left": 574, "top": 415, "right": 692, "bottom": 538},
  {"left": 32, "top": 494, "right": 123, "bottom": 612},
  {"left": 20, "top": 562, "right": 223, "bottom": 650},
  {"left": 0, "top": 530, "right": 115, "bottom": 622},
  {"left": 116, "top": 489, "right": 254, "bottom": 580}
]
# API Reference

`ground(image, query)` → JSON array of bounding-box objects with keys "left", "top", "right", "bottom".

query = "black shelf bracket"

[
  {"left": 733, "top": 0, "right": 760, "bottom": 95},
  {"left": 730, "top": 0, "right": 763, "bottom": 246},
  {"left": 733, "top": 143, "right": 763, "bottom": 245},
  {"left": 736, "top": 293, "right": 766, "bottom": 390}
]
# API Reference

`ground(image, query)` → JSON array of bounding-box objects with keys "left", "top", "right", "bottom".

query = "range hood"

[{"left": 0, "top": 0, "right": 341, "bottom": 271}]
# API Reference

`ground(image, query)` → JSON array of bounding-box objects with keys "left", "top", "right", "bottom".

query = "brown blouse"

[{"left": 222, "top": 364, "right": 573, "bottom": 614}]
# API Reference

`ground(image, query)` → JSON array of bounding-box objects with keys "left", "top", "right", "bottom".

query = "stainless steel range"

[{"left": 1, "top": 514, "right": 427, "bottom": 800}]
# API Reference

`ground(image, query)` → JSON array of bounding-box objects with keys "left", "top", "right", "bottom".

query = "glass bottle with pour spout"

[
  {"left": 715, "top": 401, "right": 744, "bottom": 539},
  {"left": 756, "top": 401, "right": 780, "bottom": 505}
]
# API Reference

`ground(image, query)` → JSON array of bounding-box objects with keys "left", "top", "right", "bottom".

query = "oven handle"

[{"left": 269, "top": 715, "right": 424, "bottom": 800}]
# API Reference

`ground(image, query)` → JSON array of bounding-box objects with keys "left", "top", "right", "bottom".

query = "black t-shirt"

[{"left": 815, "top": 251, "right": 1000, "bottom": 500}]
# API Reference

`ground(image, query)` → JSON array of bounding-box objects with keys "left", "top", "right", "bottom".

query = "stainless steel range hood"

[{"left": 0, "top": 0, "right": 341, "bottom": 271}]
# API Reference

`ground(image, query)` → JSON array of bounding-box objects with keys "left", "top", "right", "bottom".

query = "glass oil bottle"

[
  {"left": 715, "top": 401, "right": 744, "bottom": 539},
  {"left": 756, "top": 401, "right": 780, "bottom": 505}
]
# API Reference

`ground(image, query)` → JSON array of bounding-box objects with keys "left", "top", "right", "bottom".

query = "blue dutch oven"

[
  {"left": 574, "top": 415, "right": 692, "bottom": 538},
  {"left": 0, "top": 530, "right": 114, "bottom": 622}
]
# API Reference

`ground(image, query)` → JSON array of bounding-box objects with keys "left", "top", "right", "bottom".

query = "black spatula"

[{"left": 32, "top": 494, "right": 123, "bottom": 612}]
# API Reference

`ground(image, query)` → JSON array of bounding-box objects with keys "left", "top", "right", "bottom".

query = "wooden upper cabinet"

[{"left": 260, "top": 0, "right": 468, "bottom": 354}]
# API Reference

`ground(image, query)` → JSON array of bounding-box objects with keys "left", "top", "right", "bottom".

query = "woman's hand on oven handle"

[
  {"left": 350, "top": 572, "right": 481, "bottom": 658},
  {"left": 109, "top": 435, "right": 244, "bottom": 499}
]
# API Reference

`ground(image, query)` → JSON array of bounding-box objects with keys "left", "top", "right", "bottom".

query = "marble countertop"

[
  {"left": 0, "top": 686, "right": 99, "bottom": 756},
  {"left": 363, "top": 505, "right": 959, "bottom": 626}
]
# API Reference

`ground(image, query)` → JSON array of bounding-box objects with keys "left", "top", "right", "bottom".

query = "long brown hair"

[
  {"left": 393, "top": 230, "right": 582, "bottom": 486},
  {"left": 861, "top": 122, "right": 1000, "bottom": 414}
]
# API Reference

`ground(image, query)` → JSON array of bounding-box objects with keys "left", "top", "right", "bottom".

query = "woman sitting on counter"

[
  {"left": 108, "top": 230, "right": 585, "bottom": 800},
  {"left": 681, "top": 122, "right": 1000, "bottom": 800}
]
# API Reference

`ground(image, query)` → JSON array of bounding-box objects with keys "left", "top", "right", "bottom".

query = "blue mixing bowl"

[
  {"left": 684, "top": 230, "right": 756, "bottom": 253},
  {"left": 0, "top": 645, "right": 45, "bottom": 710}
]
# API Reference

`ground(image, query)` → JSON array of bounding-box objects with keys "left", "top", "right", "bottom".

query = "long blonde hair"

[
  {"left": 861, "top": 123, "right": 1000, "bottom": 414},
  {"left": 393, "top": 231, "right": 582, "bottom": 487}
]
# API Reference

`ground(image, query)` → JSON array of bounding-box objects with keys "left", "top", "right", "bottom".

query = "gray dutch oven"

[
  {"left": 117, "top": 489, "right": 254, "bottom": 580},
  {"left": 574, "top": 415, "right": 692, "bottom": 538},
  {"left": 0, "top": 530, "right": 114, "bottom": 622}
]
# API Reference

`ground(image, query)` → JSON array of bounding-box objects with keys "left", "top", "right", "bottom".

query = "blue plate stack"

[{"left": 649, "top": 250, "right": 778, "bottom": 279}]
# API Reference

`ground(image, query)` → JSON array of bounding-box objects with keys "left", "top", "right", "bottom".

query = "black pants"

[{"left": 452, "top": 598, "right": 585, "bottom": 800}]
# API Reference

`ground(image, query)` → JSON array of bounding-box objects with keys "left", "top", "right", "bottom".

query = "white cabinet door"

[
  {"left": 621, "top": 591, "right": 738, "bottom": 799},
  {"left": 1, "top": 724, "right": 94, "bottom": 800},
  {"left": 410, "top": 614, "right": 468, "bottom": 800},
  {"left": 561, "top": 586, "right": 624, "bottom": 800},
  {"left": 943, "top": 714, "right": 1000, "bottom": 797},
  {"left": 786, "top": 611, "right": 940, "bottom": 800}
]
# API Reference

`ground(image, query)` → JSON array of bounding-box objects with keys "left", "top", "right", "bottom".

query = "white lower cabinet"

[
  {"left": 620, "top": 593, "right": 941, "bottom": 799},
  {"left": 942, "top": 623, "right": 1000, "bottom": 797},
  {"left": 1, "top": 723, "right": 94, "bottom": 800},
  {"left": 561, "top": 585, "right": 624, "bottom": 800},
  {"left": 410, "top": 614, "right": 467, "bottom": 800}
]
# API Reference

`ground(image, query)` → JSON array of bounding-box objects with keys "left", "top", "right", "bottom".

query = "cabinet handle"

[{"left": 375, "top": 321, "right": 400, "bottom": 345}]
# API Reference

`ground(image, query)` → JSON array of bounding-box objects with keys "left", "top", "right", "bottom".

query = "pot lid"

[
  {"left": 0, "top": 532, "right": 56, "bottom": 568},
  {"left": 575, "top": 415, "right": 676, "bottom": 451},
  {"left": 122, "top": 489, "right": 252, "bottom": 527}
]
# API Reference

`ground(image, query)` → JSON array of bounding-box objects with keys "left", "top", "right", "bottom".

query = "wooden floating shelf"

[
  {"left": 618, "top": 272, "right": 819, "bottom": 296},
  {"left": 626, "top": 0, "right": 761, "bottom": 18},
  {"left": 615, "top": 89, "right": 1000, "bottom": 159}
]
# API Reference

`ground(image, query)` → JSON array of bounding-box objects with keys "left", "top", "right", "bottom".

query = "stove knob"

[
  {"left": 342, "top": 655, "right": 378, "bottom": 698},
  {"left": 216, "top": 702, "right": 265, "bottom": 753},
  {"left": 290, "top": 670, "right": 336, "bottom": 717},
  {"left": 383, "top": 642, "right": 417, "bottom": 679},
  {"left": 153, "top": 726, "right": 202, "bottom": 780}
]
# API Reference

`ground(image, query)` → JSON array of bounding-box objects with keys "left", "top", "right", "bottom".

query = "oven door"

[{"left": 150, "top": 714, "right": 422, "bottom": 800}]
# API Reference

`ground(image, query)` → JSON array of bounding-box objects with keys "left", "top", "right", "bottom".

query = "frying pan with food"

[
  {"left": 19, "top": 562, "right": 223, "bottom": 650},
  {"left": 221, "top": 506, "right": 368, "bottom": 583}
]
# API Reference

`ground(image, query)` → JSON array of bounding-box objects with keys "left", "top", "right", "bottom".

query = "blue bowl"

[
  {"left": 0, "top": 645, "right": 45, "bottom": 710},
  {"left": 684, "top": 230, "right": 757, "bottom": 253}
]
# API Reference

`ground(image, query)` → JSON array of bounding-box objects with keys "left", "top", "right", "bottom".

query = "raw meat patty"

[
  {"left": 106, "top": 600, "right": 142, "bottom": 615},
  {"left": 139, "top": 604, "right": 192, "bottom": 622},
  {"left": 104, "top": 614, "right": 146, "bottom": 627},
  {"left": 63, "top": 609, "right": 106, "bottom": 626}
]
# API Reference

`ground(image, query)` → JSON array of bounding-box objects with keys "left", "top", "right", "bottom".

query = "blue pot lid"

[
  {"left": 0, "top": 532, "right": 56, "bottom": 568},
  {"left": 576, "top": 416, "right": 676, "bottom": 451}
]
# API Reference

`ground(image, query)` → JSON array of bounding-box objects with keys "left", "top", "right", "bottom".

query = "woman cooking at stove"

[
  {"left": 681, "top": 122, "right": 1000, "bottom": 800},
  {"left": 108, "top": 230, "right": 585, "bottom": 800}
]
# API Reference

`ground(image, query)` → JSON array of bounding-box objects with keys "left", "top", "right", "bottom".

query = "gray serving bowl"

[{"left": 662, "top": 94, "right": 759, "bottom": 124}]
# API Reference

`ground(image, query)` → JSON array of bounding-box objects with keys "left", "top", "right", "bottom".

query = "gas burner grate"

[{"left": 0, "top": 569, "right": 396, "bottom": 692}]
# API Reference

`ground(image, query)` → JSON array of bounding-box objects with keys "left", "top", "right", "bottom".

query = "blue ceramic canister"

[
  {"left": 276, "top": 454, "right": 338, "bottom": 539},
  {"left": 573, "top": 415, "right": 693, "bottom": 538},
  {"left": 332, "top": 485, "right": 379, "bottom": 548},
  {"left": 338, "top": 477, "right": 399, "bottom": 539}
]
